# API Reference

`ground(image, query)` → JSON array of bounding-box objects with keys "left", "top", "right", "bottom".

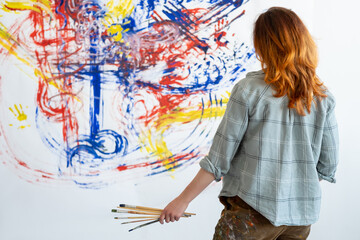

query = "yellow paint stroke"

[
  {"left": 105, "top": 0, "right": 134, "bottom": 21},
  {"left": 9, "top": 104, "right": 30, "bottom": 129},
  {"left": 140, "top": 92, "right": 231, "bottom": 174},
  {"left": 157, "top": 91, "right": 231, "bottom": 131},
  {"left": 140, "top": 128, "right": 178, "bottom": 174},
  {"left": 0, "top": 22, "right": 34, "bottom": 68},
  {"left": 157, "top": 103, "right": 227, "bottom": 130},
  {"left": 103, "top": 0, "right": 134, "bottom": 42},
  {"left": 1, "top": 0, "right": 53, "bottom": 18}
]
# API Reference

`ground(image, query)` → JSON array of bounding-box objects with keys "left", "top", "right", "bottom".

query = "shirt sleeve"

[
  {"left": 317, "top": 98, "right": 339, "bottom": 183},
  {"left": 199, "top": 81, "right": 249, "bottom": 182}
]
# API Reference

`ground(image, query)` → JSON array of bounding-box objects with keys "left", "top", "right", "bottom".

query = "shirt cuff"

[
  {"left": 318, "top": 172, "right": 336, "bottom": 183},
  {"left": 199, "top": 156, "right": 222, "bottom": 182}
]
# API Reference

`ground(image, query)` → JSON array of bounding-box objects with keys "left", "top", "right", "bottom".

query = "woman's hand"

[
  {"left": 159, "top": 197, "right": 189, "bottom": 224},
  {"left": 158, "top": 168, "right": 215, "bottom": 224}
]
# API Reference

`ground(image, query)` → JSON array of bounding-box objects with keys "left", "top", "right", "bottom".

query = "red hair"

[{"left": 253, "top": 7, "right": 327, "bottom": 116}]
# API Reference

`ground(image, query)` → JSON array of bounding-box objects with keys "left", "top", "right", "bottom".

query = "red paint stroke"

[
  {"left": 41, "top": 174, "right": 53, "bottom": 179},
  {"left": 28, "top": 6, "right": 81, "bottom": 142},
  {"left": 116, "top": 151, "right": 197, "bottom": 172},
  {"left": 18, "top": 160, "right": 30, "bottom": 169}
]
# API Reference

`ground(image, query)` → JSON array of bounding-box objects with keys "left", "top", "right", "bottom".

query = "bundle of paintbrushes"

[{"left": 111, "top": 204, "right": 196, "bottom": 232}]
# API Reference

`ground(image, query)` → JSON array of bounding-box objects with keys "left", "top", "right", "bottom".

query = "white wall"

[
  {"left": 1, "top": 1, "right": 359, "bottom": 240},
  {"left": 310, "top": 1, "right": 360, "bottom": 239}
]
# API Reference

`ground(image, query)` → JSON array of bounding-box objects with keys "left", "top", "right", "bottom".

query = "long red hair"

[{"left": 253, "top": 7, "right": 327, "bottom": 116}]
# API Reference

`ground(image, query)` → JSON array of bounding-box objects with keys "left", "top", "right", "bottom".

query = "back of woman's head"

[{"left": 253, "top": 7, "right": 327, "bottom": 116}]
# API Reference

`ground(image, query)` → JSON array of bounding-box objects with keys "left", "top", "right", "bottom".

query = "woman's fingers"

[
  {"left": 165, "top": 213, "right": 171, "bottom": 223},
  {"left": 159, "top": 197, "right": 189, "bottom": 224},
  {"left": 159, "top": 212, "right": 165, "bottom": 224},
  {"left": 159, "top": 212, "right": 181, "bottom": 224}
]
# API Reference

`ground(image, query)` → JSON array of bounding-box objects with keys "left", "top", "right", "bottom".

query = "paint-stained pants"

[{"left": 212, "top": 196, "right": 311, "bottom": 240}]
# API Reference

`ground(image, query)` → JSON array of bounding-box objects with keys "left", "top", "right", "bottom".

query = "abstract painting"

[{"left": 0, "top": 0, "right": 256, "bottom": 188}]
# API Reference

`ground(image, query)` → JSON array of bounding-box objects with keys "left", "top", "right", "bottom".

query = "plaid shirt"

[{"left": 200, "top": 70, "right": 339, "bottom": 226}]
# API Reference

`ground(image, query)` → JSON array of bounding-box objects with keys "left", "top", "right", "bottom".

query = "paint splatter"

[
  {"left": 0, "top": 0, "right": 256, "bottom": 188},
  {"left": 9, "top": 104, "right": 30, "bottom": 129}
]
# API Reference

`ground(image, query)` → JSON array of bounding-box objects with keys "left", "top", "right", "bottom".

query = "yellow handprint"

[{"left": 9, "top": 104, "right": 30, "bottom": 129}]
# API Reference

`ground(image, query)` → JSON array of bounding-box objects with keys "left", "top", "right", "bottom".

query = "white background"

[{"left": 1, "top": 0, "right": 360, "bottom": 239}]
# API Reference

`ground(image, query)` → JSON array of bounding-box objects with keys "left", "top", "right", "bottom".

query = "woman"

[{"left": 159, "top": 7, "right": 339, "bottom": 240}]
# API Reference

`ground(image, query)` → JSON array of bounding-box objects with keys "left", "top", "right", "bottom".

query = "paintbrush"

[
  {"left": 128, "top": 219, "right": 160, "bottom": 232},
  {"left": 111, "top": 209, "right": 160, "bottom": 216},
  {"left": 116, "top": 206, "right": 159, "bottom": 213},
  {"left": 114, "top": 216, "right": 159, "bottom": 220},
  {"left": 121, "top": 218, "right": 159, "bottom": 225},
  {"left": 118, "top": 204, "right": 196, "bottom": 216}
]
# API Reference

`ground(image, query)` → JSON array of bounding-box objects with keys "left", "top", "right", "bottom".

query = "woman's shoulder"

[
  {"left": 234, "top": 69, "right": 269, "bottom": 96},
  {"left": 315, "top": 89, "right": 336, "bottom": 113},
  {"left": 324, "top": 89, "right": 336, "bottom": 103},
  {"left": 245, "top": 69, "right": 265, "bottom": 78}
]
